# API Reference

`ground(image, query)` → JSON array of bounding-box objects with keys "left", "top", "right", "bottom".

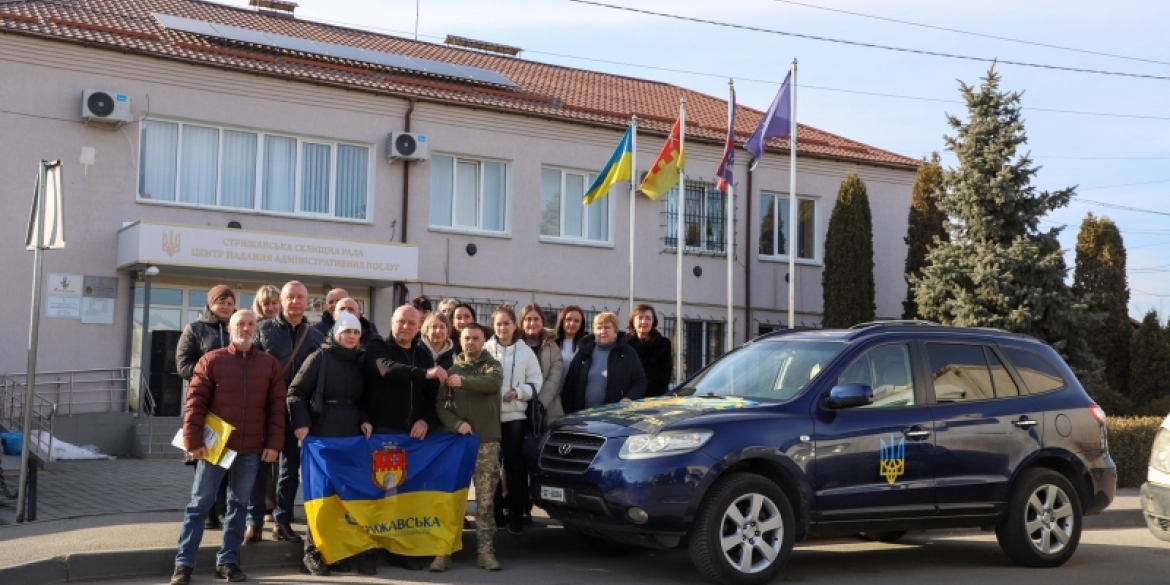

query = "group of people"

[{"left": 170, "top": 281, "right": 673, "bottom": 584}]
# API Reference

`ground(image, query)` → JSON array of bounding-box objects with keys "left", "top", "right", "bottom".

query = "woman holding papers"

[{"left": 287, "top": 311, "right": 374, "bottom": 577}]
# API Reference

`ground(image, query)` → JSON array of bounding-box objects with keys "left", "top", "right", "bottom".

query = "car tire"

[
  {"left": 857, "top": 531, "right": 907, "bottom": 543},
  {"left": 577, "top": 533, "right": 635, "bottom": 556},
  {"left": 688, "top": 473, "right": 795, "bottom": 585},
  {"left": 995, "top": 468, "right": 1083, "bottom": 567}
]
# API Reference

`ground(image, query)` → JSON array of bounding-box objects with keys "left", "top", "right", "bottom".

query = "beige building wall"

[{"left": 0, "top": 33, "right": 914, "bottom": 379}]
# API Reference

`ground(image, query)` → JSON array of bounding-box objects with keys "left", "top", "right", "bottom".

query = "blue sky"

[{"left": 226, "top": 0, "right": 1170, "bottom": 318}]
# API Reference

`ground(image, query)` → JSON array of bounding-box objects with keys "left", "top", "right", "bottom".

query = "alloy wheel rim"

[
  {"left": 719, "top": 492, "right": 784, "bottom": 574},
  {"left": 1024, "top": 483, "right": 1074, "bottom": 555}
]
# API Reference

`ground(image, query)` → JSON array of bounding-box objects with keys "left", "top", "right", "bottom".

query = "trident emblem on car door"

[{"left": 879, "top": 434, "right": 905, "bottom": 485}]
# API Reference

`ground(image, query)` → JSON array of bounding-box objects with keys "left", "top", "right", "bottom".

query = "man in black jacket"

[
  {"left": 310, "top": 287, "right": 349, "bottom": 339},
  {"left": 249, "top": 281, "right": 326, "bottom": 543},
  {"left": 362, "top": 304, "right": 445, "bottom": 571}
]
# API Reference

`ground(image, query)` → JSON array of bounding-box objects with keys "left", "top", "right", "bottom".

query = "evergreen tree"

[
  {"left": 902, "top": 153, "right": 948, "bottom": 319},
  {"left": 1072, "top": 213, "right": 1131, "bottom": 395},
  {"left": 910, "top": 67, "right": 1101, "bottom": 379},
  {"left": 822, "top": 172, "right": 875, "bottom": 328},
  {"left": 1129, "top": 311, "right": 1170, "bottom": 412}
]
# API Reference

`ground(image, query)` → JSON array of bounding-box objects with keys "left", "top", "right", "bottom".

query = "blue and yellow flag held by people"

[
  {"left": 583, "top": 125, "right": 634, "bottom": 205},
  {"left": 302, "top": 433, "right": 479, "bottom": 563}
]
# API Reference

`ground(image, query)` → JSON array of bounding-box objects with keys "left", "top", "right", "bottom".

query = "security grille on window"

[
  {"left": 138, "top": 119, "right": 370, "bottom": 219},
  {"left": 540, "top": 168, "right": 609, "bottom": 243},
  {"left": 759, "top": 192, "right": 817, "bottom": 260},
  {"left": 430, "top": 155, "right": 508, "bottom": 233},
  {"left": 663, "top": 179, "right": 725, "bottom": 253},
  {"left": 662, "top": 318, "right": 726, "bottom": 377}
]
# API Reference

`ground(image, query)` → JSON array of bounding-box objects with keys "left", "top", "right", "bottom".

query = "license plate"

[{"left": 540, "top": 485, "right": 566, "bottom": 503}]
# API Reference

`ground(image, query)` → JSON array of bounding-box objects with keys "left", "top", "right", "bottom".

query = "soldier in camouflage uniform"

[{"left": 432, "top": 323, "right": 504, "bottom": 572}]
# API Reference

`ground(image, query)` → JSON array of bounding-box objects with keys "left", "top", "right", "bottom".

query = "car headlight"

[
  {"left": 619, "top": 430, "right": 714, "bottom": 460},
  {"left": 1151, "top": 428, "right": 1170, "bottom": 474}
]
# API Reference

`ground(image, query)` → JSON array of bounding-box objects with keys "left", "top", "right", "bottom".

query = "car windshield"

[{"left": 676, "top": 340, "right": 847, "bottom": 402}]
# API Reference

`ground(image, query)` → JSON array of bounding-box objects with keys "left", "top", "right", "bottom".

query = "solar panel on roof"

[
  {"left": 153, "top": 13, "right": 221, "bottom": 38},
  {"left": 209, "top": 23, "right": 274, "bottom": 47},
  {"left": 266, "top": 33, "right": 324, "bottom": 56},
  {"left": 151, "top": 13, "right": 517, "bottom": 88}
]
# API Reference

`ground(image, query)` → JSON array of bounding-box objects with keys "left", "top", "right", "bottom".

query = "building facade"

[{"left": 0, "top": 0, "right": 917, "bottom": 409}]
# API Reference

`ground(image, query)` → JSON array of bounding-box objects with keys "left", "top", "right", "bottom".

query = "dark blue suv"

[{"left": 531, "top": 323, "right": 1116, "bottom": 585}]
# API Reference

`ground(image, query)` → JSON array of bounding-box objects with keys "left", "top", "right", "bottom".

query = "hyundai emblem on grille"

[{"left": 558, "top": 443, "right": 573, "bottom": 456}]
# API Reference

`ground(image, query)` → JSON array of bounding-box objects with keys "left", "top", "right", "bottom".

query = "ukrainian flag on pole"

[
  {"left": 583, "top": 125, "right": 634, "bottom": 205},
  {"left": 302, "top": 433, "right": 479, "bottom": 563}
]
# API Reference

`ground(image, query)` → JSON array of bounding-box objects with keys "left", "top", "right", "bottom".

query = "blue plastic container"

[{"left": 1, "top": 431, "right": 23, "bottom": 455}]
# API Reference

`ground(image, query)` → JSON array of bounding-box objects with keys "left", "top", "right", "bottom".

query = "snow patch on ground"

[{"left": 29, "top": 431, "right": 115, "bottom": 460}]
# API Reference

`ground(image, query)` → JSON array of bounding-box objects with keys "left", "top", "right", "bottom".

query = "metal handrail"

[
  {"left": 1, "top": 367, "right": 148, "bottom": 416},
  {"left": 0, "top": 378, "right": 57, "bottom": 460}
]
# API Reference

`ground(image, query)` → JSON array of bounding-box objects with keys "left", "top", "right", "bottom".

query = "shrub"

[{"left": 1105, "top": 416, "right": 1164, "bottom": 488}]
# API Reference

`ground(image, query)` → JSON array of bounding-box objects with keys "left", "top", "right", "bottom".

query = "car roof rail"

[{"left": 849, "top": 320, "right": 940, "bottom": 329}]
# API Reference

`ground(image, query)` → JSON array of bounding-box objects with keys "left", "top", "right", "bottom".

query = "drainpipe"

[
  {"left": 399, "top": 97, "right": 416, "bottom": 307},
  {"left": 744, "top": 161, "right": 754, "bottom": 343}
]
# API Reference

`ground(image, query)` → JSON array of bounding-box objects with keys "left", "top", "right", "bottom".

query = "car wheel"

[
  {"left": 857, "top": 531, "right": 907, "bottom": 543},
  {"left": 689, "top": 473, "right": 794, "bottom": 585},
  {"left": 995, "top": 468, "right": 1083, "bottom": 567},
  {"left": 577, "top": 533, "right": 635, "bottom": 556}
]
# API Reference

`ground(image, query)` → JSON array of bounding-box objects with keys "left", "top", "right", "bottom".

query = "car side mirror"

[{"left": 826, "top": 384, "right": 874, "bottom": 409}]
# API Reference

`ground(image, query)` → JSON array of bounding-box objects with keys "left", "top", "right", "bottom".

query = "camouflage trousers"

[{"left": 473, "top": 441, "right": 502, "bottom": 553}]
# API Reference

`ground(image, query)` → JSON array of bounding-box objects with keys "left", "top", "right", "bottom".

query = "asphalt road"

[{"left": 96, "top": 526, "right": 1169, "bottom": 585}]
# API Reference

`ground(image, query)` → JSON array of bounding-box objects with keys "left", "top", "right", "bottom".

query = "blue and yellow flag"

[
  {"left": 583, "top": 125, "right": 634, "bottom": 205},
  {"left": 302, "top": 433, "right": 479, "bottom": 563}
]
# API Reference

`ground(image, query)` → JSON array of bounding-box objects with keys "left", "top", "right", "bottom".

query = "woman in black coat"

[
  {"left": 287, "top": 312, "right": 374, "bottom": 576},
  {"left": 561, "top": 312, "right": 648, "bottom": 414},
  {"left": 626, "top": 304, "right": 673, "bottom": 398}
]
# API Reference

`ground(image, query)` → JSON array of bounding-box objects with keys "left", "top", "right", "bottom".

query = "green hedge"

[{"left": 1106, "top": 416, "right": 1164, "bottom": 488}]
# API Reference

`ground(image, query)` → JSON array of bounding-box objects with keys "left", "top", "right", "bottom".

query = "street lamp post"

[{"left": 139, "top": 266, "right": 159, "bottom": 412}]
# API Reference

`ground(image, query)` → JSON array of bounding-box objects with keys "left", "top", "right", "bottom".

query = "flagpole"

[
  {"left": 725, "top": 80, "right": 735, "bottom": 351},
  {"left": 629, "top": 115, "right": 638, "bottom": 315},
  {"left": 788, "top": 59, "right": 798, "bottom": 330},
  {"left": 675, "top": 97, "right": 686, "bottom": 386}
]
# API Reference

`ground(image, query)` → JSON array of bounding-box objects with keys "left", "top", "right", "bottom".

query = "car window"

[
  {"left": 926, "top": 343, "right": 995, "bottom": 403},
  {"left": 836, "top": 344, "right": 915, "bottom": 408},
  {"left": 1002, "top": 347, "right": 1066, "bottom": 394},
  {"left": 678, "top": 340, "right": 847, "bottom": 402},
  {"left": 986, "top": 348, "right": 1021, "bottom": 398}
]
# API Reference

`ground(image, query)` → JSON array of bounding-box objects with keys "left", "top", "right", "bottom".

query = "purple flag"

[
  {"left": 715, "top": 84, "right": 736, "bottom": 193},
  {"left": 745, "top": 72, "right": 792, "bottom": 171}
]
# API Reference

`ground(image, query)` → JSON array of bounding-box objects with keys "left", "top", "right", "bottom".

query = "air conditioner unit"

[
  {"left": 81, "top": 90, "right": 133, "bottom": 127},
  {"left": 387, "top": 132, "right": 430, "bottom": 162}
]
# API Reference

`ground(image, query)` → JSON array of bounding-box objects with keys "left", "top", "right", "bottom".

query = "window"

[
  {"left": 430, "top": 154, "right": 508, "bottom": 233},
  {"left": 926, "top": 344, "right": 995, "bottom": 403},
  {"left": 1002, "top": 347, "right": 1066, "bottom": 394},
  {"left": 987, "top": 349, "right": 1021, "bottom": 397},
  {"left": 838, "top": 344, "right": 915, "bottom": 407},
  {"left": 540, "top": 168, "right": 609, "bottom": 243},
  {"left": 676, "top": 340, "right": 846, "bottom": 402},
  {"left": 138, "top": 119, "right": 370, "bottom": 219},
  {"left": 663, "top": 179, "right": 725, "bottom": 253},
  {"left": 759, "top": 192, "right": 817, "bottom": 261},
  {"left": 662, "top": 318, "right": 725, "bottom": 377}
]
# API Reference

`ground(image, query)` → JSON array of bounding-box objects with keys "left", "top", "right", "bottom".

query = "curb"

[{"left": 0, "top": 509, "right": 1148, "bottom": 584}]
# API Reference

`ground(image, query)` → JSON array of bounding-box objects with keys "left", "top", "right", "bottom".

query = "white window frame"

[
  {"left": 758, "top": 191, "right": 822, "bottom": 265},
  {"left": 428, "top": 153, "right": 512, "bottom": 237},
  {"left": 135, "top": 117, "right": 374, "bottom": 224},
  {"left": 539, "top": 165, "right": 614, "bottom": 248},
  {"left": 661, "top": 178, "right": 727, "bottom": 255}
]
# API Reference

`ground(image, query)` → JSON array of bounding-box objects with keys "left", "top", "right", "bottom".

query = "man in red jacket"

[{"left": 171, "top": 310, "right": 286, "bottom": 585}]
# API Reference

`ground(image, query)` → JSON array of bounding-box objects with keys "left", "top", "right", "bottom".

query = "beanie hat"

[
  {"left": 208, "top": 285, "right": 236, "bottom": 305},
  {"left": 332, "top": 311, "right": 362, "bottom": 340}
]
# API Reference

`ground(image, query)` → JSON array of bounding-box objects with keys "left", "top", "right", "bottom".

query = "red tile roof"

[{"left": 0, "top": 0, "right": 918, "bottom": 169}]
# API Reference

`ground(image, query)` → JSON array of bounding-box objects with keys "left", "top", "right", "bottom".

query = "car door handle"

[
  {"left": 904, "top": 430, "right": 931, "bottom": 439},
  {"left": 1012, "top": 418, "right": 1039, "bottom": 428}
]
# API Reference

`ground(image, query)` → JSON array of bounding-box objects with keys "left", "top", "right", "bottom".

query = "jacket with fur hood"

[{"left": 483, "top": 336, "right": 543, "bottom": 423}]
